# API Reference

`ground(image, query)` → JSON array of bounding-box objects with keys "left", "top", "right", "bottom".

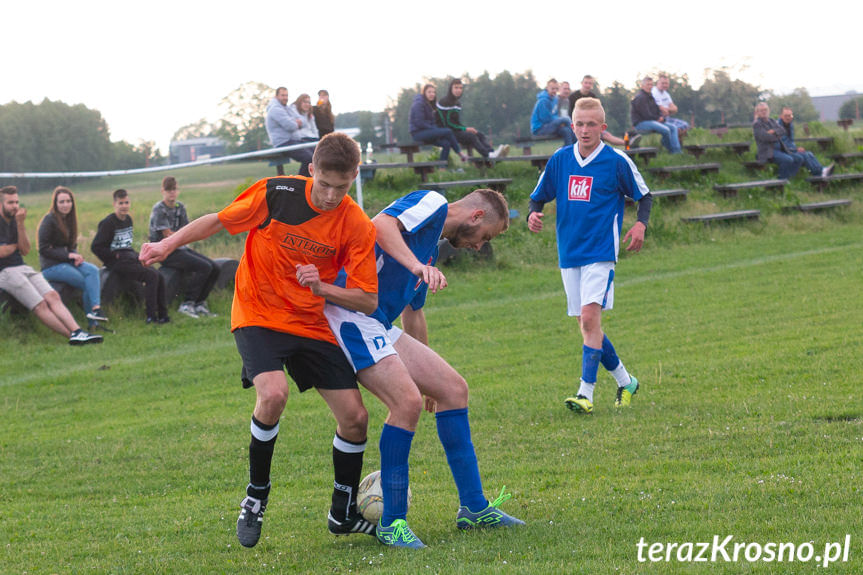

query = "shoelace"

[
  {"left": 390, "top": 520, "right": 417, "bottom": 543},
  {"left": 489, "top": 486, "right": 513, "bottom": 509}
]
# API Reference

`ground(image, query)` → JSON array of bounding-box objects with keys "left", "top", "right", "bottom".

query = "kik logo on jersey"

[{"left": 568, "top": 175, "right": 593, "bottom": 202}]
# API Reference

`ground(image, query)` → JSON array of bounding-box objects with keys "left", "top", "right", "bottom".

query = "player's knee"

[
  {"left": 340, "top": 405, "right": 369, "bottom": 438},
  {"left": 443, "top": 375, "right": 469, "bottom": 406},
  {"left": 394, "top": 386, "right": 423, "bottom": 425}
]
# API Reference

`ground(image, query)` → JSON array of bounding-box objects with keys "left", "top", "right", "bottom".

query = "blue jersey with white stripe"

[
  {"left": 333, "top": 190, "right": 448, "bottom": 328},
  {"left": 369, "top": 190, "right": 447, "bottom": 327},
  {"left": 530, "top": 142, "right": 649, "bottom": 268}
]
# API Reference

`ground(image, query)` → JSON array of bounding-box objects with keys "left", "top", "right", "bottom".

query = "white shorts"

[
  {"left": 560, "top": 262, "right": 615, "bottom": 317},
  {"left": 324, "top": 303, "right": 402, "bottom": 372},
  {"left": 0, "top": 265, "right": 53, "bottom": 311}
]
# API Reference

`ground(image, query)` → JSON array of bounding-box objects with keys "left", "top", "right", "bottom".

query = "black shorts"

[{"left": 233, "top": 326, "right": 357, "bottom": 392}]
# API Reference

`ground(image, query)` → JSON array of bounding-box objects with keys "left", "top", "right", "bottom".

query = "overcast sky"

[{"left": 5, "top": 0, "right": 861, "bottom": 155}]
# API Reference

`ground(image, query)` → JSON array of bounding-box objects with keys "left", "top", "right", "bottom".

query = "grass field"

[{"left": 2, "top": 139, "right": 863, "bottom": 573}]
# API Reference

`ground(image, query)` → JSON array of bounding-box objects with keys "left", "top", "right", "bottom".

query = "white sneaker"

[
  {"left": 178, "top": 301, "right": 199, "bottom": 318},
  {"left": 194, "top": 302, "right": 217, "bottom": 317},
  {"left": 499, "top": 144, "right": 510, "bottom": 158},
  {"left": 821, "top": 163, "right": 834, "bottom": 177}
]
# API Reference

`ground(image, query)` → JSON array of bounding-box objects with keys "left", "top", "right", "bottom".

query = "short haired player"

[
  {"left": 528, "top": 97, "right": 652, "bottom": 413},
  {"left": 140, "top": 132, "right": 380, "bottom": 547},
  {"left": 324, "top": 188, "right": 524, "bottom": 548}
]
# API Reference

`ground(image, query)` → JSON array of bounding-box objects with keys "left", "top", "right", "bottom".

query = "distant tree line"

[
  {"left": 0, "top": 71, "right": 824, "bottom": 179},
  {"left": 387, "top": 69, "right": 820, "bottom": 143},
  {"left": 0, "top": 99, "right": 160, "bottom": 173}
]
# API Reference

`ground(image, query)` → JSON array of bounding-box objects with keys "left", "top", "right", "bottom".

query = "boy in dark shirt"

[
  {"left": 92, "top": 189, "right": 169, "bottom": 324},
  {"left": 149, "top": 176, "right": 218, "bottom": 318}
]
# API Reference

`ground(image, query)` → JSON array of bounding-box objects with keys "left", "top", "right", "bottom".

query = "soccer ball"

[{"left": 356, "top": 470, "right": 412, "bottom": 523}]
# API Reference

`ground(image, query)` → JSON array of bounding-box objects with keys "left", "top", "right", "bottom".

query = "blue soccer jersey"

[
  {"left": 369, "top": 190, "right": 447, "bottom": 328},
  {"left": 531, "top": 142, "right": 650, "bottom": 268}
]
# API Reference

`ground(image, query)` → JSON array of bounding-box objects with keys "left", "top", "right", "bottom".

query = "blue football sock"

[
  {"left": 436, "top": 408, "right": 487, "bottom": 512},
  {"left": 582, "top": 345, "right": 602, "bottom": 385},
  {"left": 600, "top": 334, "right": 621, "bottom": 371},
  {"left": 379, "top": 423, "right": 414, "bottom": 527}
]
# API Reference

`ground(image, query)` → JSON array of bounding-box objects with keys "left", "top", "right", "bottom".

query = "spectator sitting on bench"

[
  {"left": 753, "top": 102, "right": 803, "bottom": 180},
  {"left": 149, "top": 176, "right": 218, "bottom": 319},
  {"left": 291, "top": 93, "right": 319, "bottom": 142},
  {"left": 313, "top": 89, "right": 335, "bottom": 138},
  {"left": 265, "top": 86, "right": 314, "bottom": 176},
  {"left": 0, "top": 186, "right": 102, "bottom": 345},
  {"left": 777, "top": 106, "right": 834, "bottom": 178},
  {"left": 569, "top": 75, "right": 634, "bottom": 148},
  {"left": 651, "top": 74, "right": 689, "bottom": 138},
  {"left": 630, "top": 76, "right": 681, "bottom": 154},
  {"left": 92, "top": 188, "right": 169, "bottom": 324},
  {"left": 558, "top": 81, "right": 572, "bottom": 119},
  {"left": 38, "top": 186, "right": 107, "bottom": 330},
  {"left": 531, "top": 78, "right": 575, "bottom": 146},
  {"left": 436, "top": 78, "right": 509, "bottom": 160},
  {"left": 410, "top": 83, "right": 466, "bottom": 164}
]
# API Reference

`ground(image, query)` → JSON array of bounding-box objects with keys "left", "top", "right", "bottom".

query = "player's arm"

[
  {"left": 140, "top": 213, "right": 223, "bottom": 265},
  {"left": 295, "top": 264, "right": 377, "bottom": 315},
  {"left": 527, "top": 198, "right": 546, "bottom": 233},
  {"left": 623, "top": 194, "right": 652, "bottom": 252},
  {"left": 372, "top": 212, "right": 447, "bottom": 294}
]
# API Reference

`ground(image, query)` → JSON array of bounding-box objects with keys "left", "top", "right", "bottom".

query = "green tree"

[
  {"left": 601, "top": 81, "right": 634, "bottom": 136},
  {"left": 699, "top": 68, "right": 763, "bottom": 126},
  {"left": 215, "top": 81, "right": 274, "bottom": 152},
  {"left": 0, "top": 99, "right": 144, "bottom": 172},
  {"left": 838, "top": 96, "right": 863, "bottom": 120},
  {"left": 766, "top": 88, "right": 819, "bottom": 122}
]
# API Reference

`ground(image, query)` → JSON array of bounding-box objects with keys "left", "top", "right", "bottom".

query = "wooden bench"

[
  {"left": 683, "top": 142, "right": 751, "bottom": 158},
  {"left": 742, "top": 160, "right": 774, "bottom": 173},
  {"left": 623, "top": 147, "right": 659, "bottom": 165},
  {"left": 782, "top": 199, "right": 852, "bottom": 214},
  {"left": 713, "top": 179, "right": 787, "bottom": 198},
  {"left": 806, "top": 172, "right": 863, "bottom": 192},
  {"left": 514, "top": 134, "right": 558, "bottom": 155},
  {"left": 359, "top": 161, "right": 447, "bottom": 183},
  {"left": 830, "top": 152, "right": 863, "bottom": 166},
  {"left": 425, "top": 178, "right": 512, "bottom": 194},
  {"left": 626, "top": 188, "right": 688, "bottom": 205},
  {"left": 837, "top": 119, "right": 853, "bottom": 131},
  {"left": 683, "top": 210, "right": 761, "bottom": 224},
  {"left": 648, "top": 163, "right": 721, "bottom": 178},
  {"left": 467, "top": 154, "right": 551, "bottom": 173},
  {"left": 794, "top": 136, "right": 834, "bottom": 150}
]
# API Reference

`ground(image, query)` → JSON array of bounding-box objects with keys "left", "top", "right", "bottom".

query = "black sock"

[
  {"left": 248, "top": 416, "right": 278, "bottom": 500},
  {"left": 331, "top": 433, "right": 366, "bottom": 521}
]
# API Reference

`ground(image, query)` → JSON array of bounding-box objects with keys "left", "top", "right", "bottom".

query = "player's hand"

[
  {"left": 527, "top": 211, "right": 544, "bottom": 233},
  {"left": 139, "top": 241, "right": 168, "bottom": 265},
  {"left": 14, "top": 206, "right": 26, "bottom": 223},
  {"left": 423, "top": 395, "right": 437, "bottom": 413},
  {"left": 295, "top": 119, "right": 303, "bottom": 128},
  {"left": 296, "top": 263, "right": 324, "bottom": 295},
  {"left": 415, "top": 264, "right": 447, "bottom": 294},
  {"left": 69, "top": 252, "right": 84, "bottom": 266},
  {"left": 623, "top": 221, "right": 646, "bottom": 252}
]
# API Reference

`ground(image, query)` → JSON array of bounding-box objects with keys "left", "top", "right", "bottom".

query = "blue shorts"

[{"left": 233, "top": 326, "right": 357, "bottom": 391}]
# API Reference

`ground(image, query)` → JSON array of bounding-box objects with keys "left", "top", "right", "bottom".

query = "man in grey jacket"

[
  {"left": 752, "top": 102, "right": 801, "bottom": 180},
  {"left": 265, "top": 87, "right": 314, "bottom": 176}
]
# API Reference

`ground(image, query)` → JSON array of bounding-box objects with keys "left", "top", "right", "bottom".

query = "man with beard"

[
  {"left": 324, "top": 188, "right": 524, "bottom": 549},
  {"left": 0, "top": 186, "right": 102, "bottom": 345}
]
